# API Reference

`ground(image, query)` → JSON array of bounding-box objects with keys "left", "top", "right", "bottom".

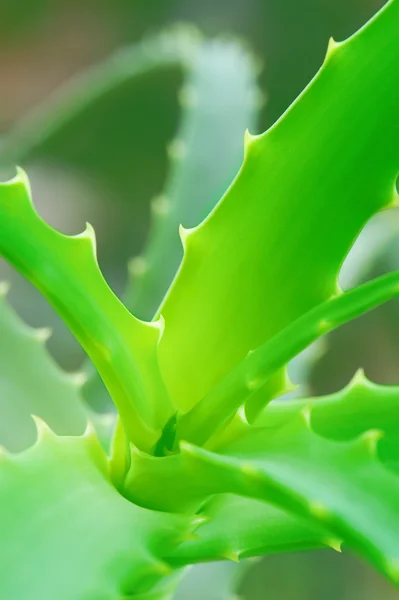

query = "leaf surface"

[
  {"left": 0, "top": 424, "right": 192, "bottom": 600},
  {"left": 158, "top": 0, "right": 399, "bottom": 414},
  {"left": 0, "top": 284, "right": 86, "bottom": 451},
  {"left": 126, "top": 374, "right": 399, "bottom": 583},
  {"left": 0, "top": 172, "right": 170, "bottom": 451}
]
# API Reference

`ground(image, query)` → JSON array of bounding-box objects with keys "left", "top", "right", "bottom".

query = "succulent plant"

[{"left": 1, "top": 1, "right": 399, "bottom": 598}]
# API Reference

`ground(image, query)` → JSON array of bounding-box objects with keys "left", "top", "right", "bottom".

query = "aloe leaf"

[
  {"left": 84, "top": 37, "right": 262, "bottom": 412},
  {"left": 259, "top": 371, "right": 399, "bottom": 472},
  {"left": 127, "top": 404, "right": 399, "bottom": 584},
  {"left": 124, "top": 39, "right": 261, "bottom": 321},
  {"left": 0, "top": 423, "right": 192, "bottom": 600},
  {"left": 169, "top": 494, "right": 325, "bottom": 566},
  {"left": 157, "top": 0, "right": 399, "bottom": 416},
  {"left": 0, "top": 171, "right": 172, "bottom": 451},
  {"left": 176, "top": 270, "right": 399, "bottom": 446},
  {"left": 154, "top": 373, "right": 399, "bottom": 569},
  {"left": 0, "top": 282, "right": 86, "bottom": 451}
]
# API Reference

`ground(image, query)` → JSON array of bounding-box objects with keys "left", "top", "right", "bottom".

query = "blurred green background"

[{"left": 1, "top": 0, "right": 399, "bottom": 598}]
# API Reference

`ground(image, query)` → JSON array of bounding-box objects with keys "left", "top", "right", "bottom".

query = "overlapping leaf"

[
  {"left": 0, "top": 172, "right": 170, "bottom": 451},
  {"left": 0, "top": 423, "right": 194, "bottom": 600},
  {"left": 157, "top": 0, "right": 399, "bottom": 418}
]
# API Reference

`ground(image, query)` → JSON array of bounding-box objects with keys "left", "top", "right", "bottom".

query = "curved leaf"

[
  {"left": 0, "top": 283, "right": 86, "bottom": 451},
  {"left": 0, "top": 424, "right": 192, "bottom": 600},
  {"left": 169, "top": 494, "right": 325, "bottom": 566},
  {"left": 0, "top": 172, "right": 170, "bottom": 451},
  {"left": 157, "top": 0, "right": 399, "bottom": 415},
  {"left": 125, "top": 39, "right": 261, "bottom": 321},
  {"left": 176, "top": 270, "right": 399, "bottom": 446}
]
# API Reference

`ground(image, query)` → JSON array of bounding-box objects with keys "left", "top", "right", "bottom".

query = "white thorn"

[
  {"left": 32, "top": 415, "right": 52, "bottom": 440},
  {"left": 0, "top": 281, "right": 11, "bottom": 297},
  {"left": 167, "top": 139, "right": 187, "bottom": 160},
  {"left": 326, "top": 37, "right": 340, "bottom": 59},
  {"left": 68, "top": 371, "right": 89, "bottom": 387},
  {"left": 33, "top": 327, "right": 52, "bottom": 343}
]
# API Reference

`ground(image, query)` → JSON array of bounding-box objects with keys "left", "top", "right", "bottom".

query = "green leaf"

[
  {"left": 259, "top": 370, "right": 399, "bottom": 472},
  {"left": 0, "top": 171, "right": 171, "bottom": 451},
  {"left": 176, "top": 270, "right": 399, "bottom": 446},
  {"left": 124, "top": 39, "right": 261, "bottom": 321},
  {"left": 169, "top": 494, "right": 325, "bottom": 566},
  {"left": 157, "top": 0, "right": 399, "bottom": 416},
  {"left": 0, "top": 423, "right": 193, "bottom": 600},
  {"left": 0, "top": 283, "right": 86, "bottom": 451},
  {"left": 84, "top": 36, "right": 262, "bottom": 412},
  {"left": 126, "top": 405, "right": 399, "bottom": 584}
]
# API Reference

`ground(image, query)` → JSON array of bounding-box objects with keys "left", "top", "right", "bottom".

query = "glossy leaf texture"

[
  {"left": 169, "top": 494, "right": 325, "bottom": 566},
  {"left": 126, "top": 373, "right": 399, "bottom": 584},
  {"left": 124, "top": 39, "right": 261, "bottom": 321},
  {"left": 84, "top": 36, "right": 261, "bottom": 412},
  {"left": 176, "top": 270, "right": 399, "bottom": 446},
  {"left": 0, "top": 423, "right": 194, "bottom": 600},
  {"left": 157, "top": 0, "right": 399, "bottom": 416},
  {"left": 0, "top": 172, "right": 169, "bottom": 451}
]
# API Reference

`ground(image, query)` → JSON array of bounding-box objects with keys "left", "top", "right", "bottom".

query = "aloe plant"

[{"left": 1, "top": 0, "right": 399, "bottom": 598}]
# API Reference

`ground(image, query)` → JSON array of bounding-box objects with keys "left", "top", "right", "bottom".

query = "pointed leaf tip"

[
  {"left": 220, "top": 549, "right": 240, "bottom": 563},
  {"left": 325, "top": 538, "right": 343, "bottom": 553},
  {"left": 32, "top": 415, "right": 54, "bottom": 441},
  {"left": 326, "top": 36, "right": 341, "bottom": 59}
]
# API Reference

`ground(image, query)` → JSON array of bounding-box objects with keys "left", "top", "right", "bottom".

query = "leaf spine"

[
  {"left": 220, "top": 549, "right": 240, "bottom": 563},
  {"left": 167, "top": 138, "right": 187, "bottom": 161},
  {"left": 317, "top": 319, "right": 332, "bottom": 335},
  {"left": 178, "top": 223, "right": 196, "bottom": 249},
  {"left": 324, "top": 538, "right": 342, "bottom": 553},
  {"left": 83, "top": 420, "right": 98, "bottom": 441},
  {"left": 32, "top": 327, "right": 52, "bottom": 343},
  {"left": 0, "top": 281, "right": 11, "bottom": 297},
  {"left": 325, "top": 37, "right": 340, "bottom": 60},
  {"left": 301, "top": 405, "right": 312, "bottom": 430},
  {"left": 68, "top": 370, "right": 89, "bottom": 387},
  {"left": 74, "top": 222, "right": 97, "bottom": 255},
  {"left": 129, "top": 256, "right": 148, "bottom": 277},
  {"left": 32, "top": 415, "right": 53, "bottom": 442},
  {"left": 191, "top": 514, "right": 210, "bottom": 529},
  {"left": 360, "top": 428, "right": 384, "bottom": 455},
  {"left": 150, "top": 314, "right": 165, "bottom": 340},
  {"left": 283, "top": 369, "right": 298, "bottom": 395},
  {"left": 347, "top": 368, "right": 370, "bottom": 392},
  {"left": 244, "top": 128, "right": 256, "bottom": 156},
  {"left": 151, "top": 194, "right": 171, "bottom": 217}
]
